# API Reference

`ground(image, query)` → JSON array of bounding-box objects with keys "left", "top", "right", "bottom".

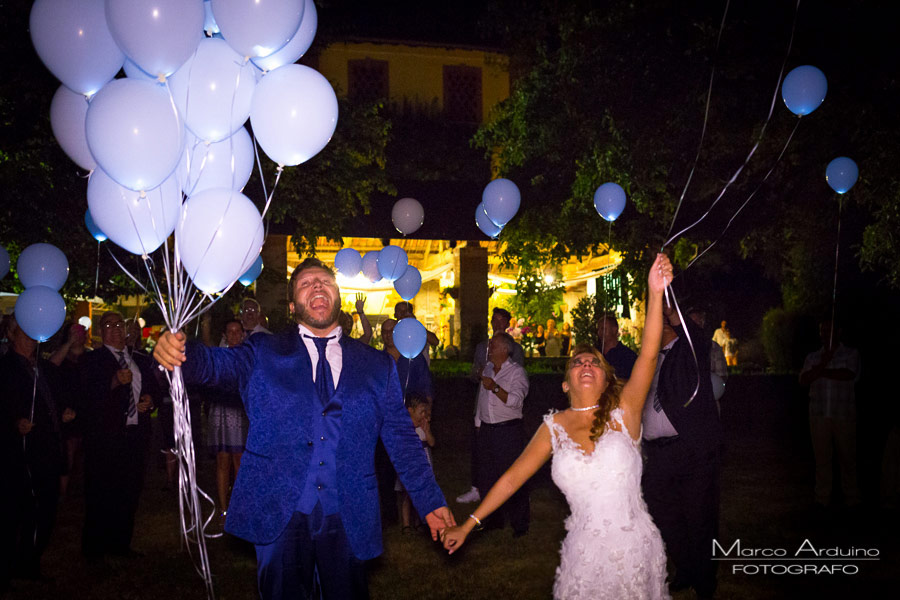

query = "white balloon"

[
  {"left": 250, "top": 64, "right": 338, "bottom": 166},
  {"left": 87, "top": 168, "right": 183, "bottom": 255},
  {"left": 50, "top": 85, "right": 96, "bottom": 171},
  {"left": 30, "top": 0, "right": 124, "bottom": 96},
  {"left": 105, "top": 0, "right": 204, "bottom": 78},
  {"left": 177, "top": 188, "right": 264, "bottom": 294},
  {"left": 211, "top": 0, "right": 304, "bottom": 58},
  {"left": 85, "top": 78, "right": 185, "bottom": 191},
  {"left": 178, "top": 128, "right": 254, "bottom": 196},
  {"left": 123, "top": 58, "right": 158, "bottom": 82},
  {"left": 169, "top": 37, "right": 257, "bottom": 143},
  {"left": 391, "top": 197, "right": 424, "bottom": 235},
  {"left": 251, "top": 0, "right": 317, "bottom": 72}
]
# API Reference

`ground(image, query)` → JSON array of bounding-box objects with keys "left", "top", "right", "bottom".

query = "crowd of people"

[{"left": 2, "top": 251, "right": 872, "bottom": 600}]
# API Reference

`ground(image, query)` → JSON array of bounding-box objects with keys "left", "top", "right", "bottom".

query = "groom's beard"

[{"left": 293, "top": 301, "right": 341, "bottom": 331}]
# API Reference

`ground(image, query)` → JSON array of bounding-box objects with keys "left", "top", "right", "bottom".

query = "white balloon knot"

[
  {"left": 139, "top": 190, "right": 147, "bottom": 199},
  {"left": 276, "top": 165, "right": 284, "bottom": 173},
  {"left": 142, "top": 253, "right": 150, "bottom": 260},
  {"left": 157, "top": 73, "right": 166, "bottom": 84}
]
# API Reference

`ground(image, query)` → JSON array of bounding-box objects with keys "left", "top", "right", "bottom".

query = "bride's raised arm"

[{"left": 619, "top": 254, "right": 672, "bottom": 432}]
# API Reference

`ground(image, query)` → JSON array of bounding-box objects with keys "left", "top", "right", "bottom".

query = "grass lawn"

[{"left": 6, "top": 375, "right": 898, "bottom": 599}]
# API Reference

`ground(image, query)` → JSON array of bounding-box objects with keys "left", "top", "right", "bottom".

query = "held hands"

[
  {"left": 154, "top": 331, "right": 187, "bottom": 371},
  {"left": 425, "top": 506, "right": 457, "bottom": 542},
  {"left": 442, "top": 525, "right": 470, "bottom": 555},
  {"left": 648, "top": 253, "right": 673, "bottom": 294}
]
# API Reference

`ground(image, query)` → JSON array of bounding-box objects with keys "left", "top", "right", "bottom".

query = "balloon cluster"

[
  {"left": 333, "top": 245, "right": 423, "bottom": 301},
  {"left": 33, "top": 0, "right": 332, "bottom": 295},
  {"left": 477, "top": 178, "right": 521, "bottom": 238},
  {"left": 13, "top": 244, "right": 69, "bottom": 342}
]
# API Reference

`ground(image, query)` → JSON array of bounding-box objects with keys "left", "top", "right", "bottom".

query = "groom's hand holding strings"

[{"left": 154, "top": 331, "right": 187, "bottom": 371}]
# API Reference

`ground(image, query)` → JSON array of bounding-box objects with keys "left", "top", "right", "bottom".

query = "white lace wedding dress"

[{"left": 545, "top": 408, "right": 669, "bottom": 599}]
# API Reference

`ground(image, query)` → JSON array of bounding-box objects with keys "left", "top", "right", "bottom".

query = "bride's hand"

[
  {"left": 648, "top": 253, "right": 673, "bottom": 294},
  {"left": 442, "top": 525, "right": 469, "bottom": 554}
]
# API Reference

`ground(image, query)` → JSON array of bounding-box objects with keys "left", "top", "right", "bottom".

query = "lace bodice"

[{"left": 544, "top": 408, "right": 669, "bottom": 600}]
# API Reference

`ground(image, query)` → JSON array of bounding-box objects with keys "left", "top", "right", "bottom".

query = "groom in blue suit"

[{"left": 155, "top": 258, "right": 455, "bottom": 599}]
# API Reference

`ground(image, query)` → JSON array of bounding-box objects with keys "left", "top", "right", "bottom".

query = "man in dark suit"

[
  {"left": 641, "top": 303, "right": 722, "bottom": 599},
  {"left": 0, "top": 316, "right": 74, "bottom": 588},
  {"left": 596, "top": 314, "right": 638, "bottom": 379},
  {"left": 154, "top": 258, "right": 454, "bottom": 600},
  {"left": 80, "top": 311, "right": 156, "bottom": 559}
]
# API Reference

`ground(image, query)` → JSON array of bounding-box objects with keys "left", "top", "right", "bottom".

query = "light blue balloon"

[
  {"left": 15, "top": 286, "right": 67, "bottom": 342},
  {"left": 0, "top": 246, "right": 9, "bottom": 279},
  {"left": 17, "top": 243, "right": 69, "bottom": 291},
  {"left": 393, "top": 265, "right": 422, "bottom": 301},
  {"left": 593, "top": 182, "right": 627, "bottom": 222},
  {"left": 825, "top": 157, "right": 859, "bottom": 194},
  {"left": 50, "top": 85, "right": 96, "bottom": 171},
  {"left": 482, "top": 178, "right": 521, "bottom": 227},
  {"left": 393, "top": 317, "right": 426, "bottom": 359},
  {"left": 377, "top": 245, "right": 409, "bottom": 282},
  {"left": 203, "top": 1, "right": 220, "bottom": 34},
  {"left": 211, "top": 0, "right": 304, "bottom": 59},
  {"left": 84, "top": 209, "right": 108, "bottom": 242},
  {"left": 334, "top": 247, "right": 362, "bottom": 277},
  {"left": 29, "top": 0, "right": 124, "bottom": 96},
  {"left": 85, "top": 78, "right": 186, "bottom": 192},
  {"left": 105, "top": 0, "right": 204, "bottom": 79},
  {"left": 238, "top": 255, "right": 264, "bottom": 286},
  {"left": 476, "top": 202, "right": 502, "bottom": 238},
  {"left": 781, "top": 65, "right": 827, "bottom": 116},
  {"left": 123, "top": 58, "right": 159, "bottom": 82},
  {"left": 250, "top": 64, "right": 338, "bottom": 166},
  {"left": 361, "top": 251, "right": 381, "bottom": 283},
  {"left": 87, "top": 168, "right": 182, "bottom": 255},
  {"left": 169, "top": 38, "right": 257, "bottom": 143},
  {"left": 177, "top": 188, "right": 264, "bottom": 294},
  {"left": 252, "top": 0, "right": 317, "bottom": 72},
  {"left": 177, "top": 128, "right": 255, "bottom": 196}
]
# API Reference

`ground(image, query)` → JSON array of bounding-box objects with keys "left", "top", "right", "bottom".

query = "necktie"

[
  {"left": 653, "top": 348, "right": 669, "bottom": 413},
  {"left": 117, "top": 350, "right": 137, "bottom": 420},
  {"left": 307, "top": 336, "right": 335, "bottom": 405}
]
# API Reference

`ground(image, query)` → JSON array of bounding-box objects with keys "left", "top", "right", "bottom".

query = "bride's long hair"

[{"left": 565, "top": 344, "right": 625, "bottom": 441}]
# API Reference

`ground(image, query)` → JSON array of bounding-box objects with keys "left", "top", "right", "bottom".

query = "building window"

[
  {"left": 443, "top": 65, "right": 482, "bottom": 123},
  {"left": 348, "top": 59, "right": 389, "bottom": 104}
]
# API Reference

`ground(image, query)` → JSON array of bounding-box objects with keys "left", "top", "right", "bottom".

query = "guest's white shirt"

[
  {"left": 641, "top": 339, "right": 679, "bottom": 440},
  {"left": 105, "top": 344, "right": 141, "bottom": 426},
  {"left": 298, "top": 324, "right": 343, "bottom": 388},
  {"left": 476, "top": 359, "right": 529, "bottom": 425}
]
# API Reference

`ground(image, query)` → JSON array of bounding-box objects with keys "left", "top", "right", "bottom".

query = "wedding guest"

[
  {"left": 80, "top": 312, "right": 158, "bottom": 560},
  {"left": 800, "top": 320, "right": 861, "bottom": 509},
  {"left": 240, "top": 298, "right": 270, "bottom": 338},
  {"left": 208, "top": 320, "right": 249, "bottom": 526},
  {"left": 396, "top": 393, "right": 435, "bottom": 533},
  {"left": 560, "top": 322, "right": 572, "bottom": 356},
  {"left": 457, "top": 308, "right": 524, "bottom": 505},
  {"left": 535, "top": 325, "right": 546, "bottom": 357},
  {"left": 545, "top": 319, "right": 561, "bottom": 357},
  {"left": 0, "top": 315, "right": 75, "bottom": 586},
  {"left": 596, "top": 314, "right": 637, "bottom": 380}
]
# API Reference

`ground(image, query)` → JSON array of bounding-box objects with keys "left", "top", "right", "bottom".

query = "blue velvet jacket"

[{"left": 184, "top": 327, "right": 446, "bottom": 559}]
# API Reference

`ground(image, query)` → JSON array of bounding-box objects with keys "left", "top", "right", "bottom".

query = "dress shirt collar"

[{"left": 297, "top": 323, "right": 342, "bottom": 343}]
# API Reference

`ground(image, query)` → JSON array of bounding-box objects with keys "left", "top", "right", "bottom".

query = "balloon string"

[
  {"left": 662, "top": 287, "right": 701, "bottom": 408},
  {"left": 661, "top": 0, "right": 731, "bottom": 250},
  {"left": 682, "top": 118, "right": 800, "bottom": 272},
  {"left": 663, "top": 0, "right": 801, "bottom": 250},
  {"left": 600, "top": 219, "right": 613, "bottom": 352},
  {"left": 829, "top": 194, "right": 843, "bottom": 349},
  {"left": 94, "top": 241, "right": 101, "bottom": 299}
]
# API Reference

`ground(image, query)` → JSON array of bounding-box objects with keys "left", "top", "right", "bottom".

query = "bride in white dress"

[{"left": 442, "top": 254, "right": 672, "bottom": 600}]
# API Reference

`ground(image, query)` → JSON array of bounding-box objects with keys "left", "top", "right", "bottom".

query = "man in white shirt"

[{"left": 473, "top": 332, "right": 530, "bottom": 536}]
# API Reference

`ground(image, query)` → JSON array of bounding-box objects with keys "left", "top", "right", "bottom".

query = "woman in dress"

[{"left": 442, "top": 253, "right": 672, "bottom": 600}]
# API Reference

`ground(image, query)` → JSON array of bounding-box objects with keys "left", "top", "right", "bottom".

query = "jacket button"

[
  {"left": 321, "top": 411, "right": 326, "bottom": 416},
  {"left": 319, "top": 461, "right": 324, "bottom": 466},
  {"left": 307, "top": 441, "right": 313, "bottom": 446},
  {"left": 317, "top": 485, "right": 323, "bottom": 490},
  {"left": 320, "top": 436, "right": 325, "bottom": 441}
]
